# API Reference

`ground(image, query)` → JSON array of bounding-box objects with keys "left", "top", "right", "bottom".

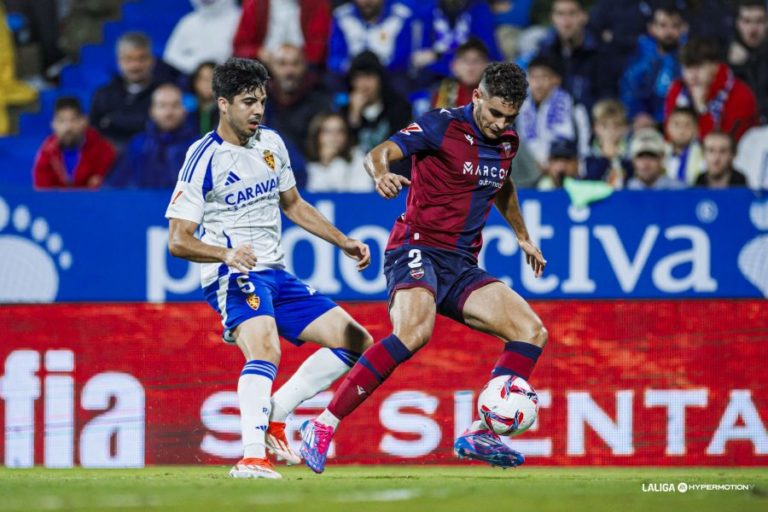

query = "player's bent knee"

[{"left": 528, "top": 322, "right": 548, "bottom": 348}]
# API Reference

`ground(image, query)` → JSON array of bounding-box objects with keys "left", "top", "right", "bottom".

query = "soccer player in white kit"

[{"left": 166, "top": 58, "right": 373, "bottom": 479}]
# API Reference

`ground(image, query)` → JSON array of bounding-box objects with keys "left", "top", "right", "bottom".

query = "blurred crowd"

[{"left": 4, "top": 0, "right": 767, "bottom": 192}]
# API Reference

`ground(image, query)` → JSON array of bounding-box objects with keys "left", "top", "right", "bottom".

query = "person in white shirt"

[
  {"left": 163, "top": 0, "right": 241, "bottom": 74},
  {"left": 165, "top": 58, "right": 373, "bottom": 480},
  {"left": 305, "top": 112, "right": 373, "bottom": 193},
  {"left": 626, "top": 128, "right": 686, "bottom": 190},
  {"left": 516, "top": 56, "right": 577, "bottom": 169}
]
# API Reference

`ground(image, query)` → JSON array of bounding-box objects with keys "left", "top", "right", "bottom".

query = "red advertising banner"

[{"left": 1, "top": 301, "right": 766, "bottom": 467}]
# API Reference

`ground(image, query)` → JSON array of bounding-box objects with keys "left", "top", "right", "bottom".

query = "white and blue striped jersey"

[{"left": 165, "top": 129, "right": 296, "bottom": 288}]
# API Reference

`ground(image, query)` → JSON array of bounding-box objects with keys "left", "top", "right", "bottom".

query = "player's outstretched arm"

[
  {"left": 168, "top": 218, "right": 257, "bottom": 274},
  {"left": 279, "top": 187, "right": 371, "bottom": 271},
  {"left": 364, "top": 141, "right": 411, "bottom": 199},
  {"left": 494, "top": 180, "right": 547, "bottom": 278}
]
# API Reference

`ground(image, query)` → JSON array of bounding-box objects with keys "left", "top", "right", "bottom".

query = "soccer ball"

[{"left": 477, "top": 375, "right": 539, "bottom": 437}]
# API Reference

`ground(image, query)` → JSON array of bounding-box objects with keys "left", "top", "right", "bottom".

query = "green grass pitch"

[{"left": 1, "top": 466, "right": 766, "bottom": 512}]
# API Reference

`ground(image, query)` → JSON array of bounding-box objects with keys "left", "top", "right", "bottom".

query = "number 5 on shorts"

[{"left": 236, "top": 275, "right": 255, "bottom": 294}]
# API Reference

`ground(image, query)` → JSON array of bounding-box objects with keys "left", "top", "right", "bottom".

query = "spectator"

[
  {"left": 683, "top": 0, "right": 735, "bottom": 49},
  {"left": 32, "top": 97, "right": 116, "bottom": 189},
  {"left": 341, "top": 51, "right": 412, "bottom": 153},
  {"left": 664, "top": 107, "right": 704, "bottom": 186},
  {"left": 189, "top": 62, "right": 219, "bottom": 136},
  {"left": 620, "top": 2, "right": 685, "bottom": 127},
  {"left": 233, "top": 0, "right": 330, "bottom": 69},
  {"left": 537, "top": 138, "right": 580, "bottom": 190},
  {"left": 517, "top": 56, "right": 577, "bottom": 168},
  {"left": 416, "top": 0, "right": 501, "bottom": 78},
  {"left": 489, "top": 0, "right": 534, "bottom": 60},
  {"left": 584, "top": 99, "right": 632, "bottom": 188},
  {"left": 431, "top": 38, "right": 489, "bottom": 109},
  {"left": 90, "top": 32, "right": 179, "bottom": 149},
  {"left": 305, "top": 112, "right": 373, "bottom": 192},
  {"left": 105, "top": 84, "right": 198, "bottom": 189},
  {"left": 695, "top": 131, "right": 748, "bottom": 188},
  {"left": 327, "top": 0, "right": 419, "bottom": 96},
  {"left": 163, "top": 0, "right": 241, "bottom": 75},
  {"left": 588, "top": 0, "right": 652, "bottom": 76},
  {"left": 263, "top": 44, "right": 332, "bottom": 157},
  {"left": 734, "top": 125, "right": 768, "bottom": 189},
  {"left": 529, "top": 0, "right": 614, "bottom": 111},
  {"left": 728, "top": 0, "right": 768, "bottom": 123},
  {"left": 0, "top": 2, "right": 37, "bottom": 134},
  {"left": 665, "top": 37, "right": 758, "bottom": 143},
  {"left": 6, "top": 0, "right": 66, "bottom": 81},
  {"left": 626, "top": 128, "right": 685, "bottom": 190}
]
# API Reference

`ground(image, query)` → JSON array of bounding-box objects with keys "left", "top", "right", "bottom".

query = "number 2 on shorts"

[{"left": 408, "top": 249, "right": 422, "bottom": 269}]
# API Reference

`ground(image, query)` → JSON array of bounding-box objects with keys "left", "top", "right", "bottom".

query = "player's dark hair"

[
  {"left": 479, "top": 62, "right": 528, "bottom": 107},
  {"left": 455, "top": 37, "right": 490, "bottom": 60},
  {"left": 54, "top": 96, "right": 83, "bottom": 115},
  {"left": 213, "top": 57, "right": 270, "bottom": 103},
  {"left": 679, "top": 38, "right": 722, "bottom": 66}
]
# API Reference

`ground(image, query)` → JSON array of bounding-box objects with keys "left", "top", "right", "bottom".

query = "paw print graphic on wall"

[
  {"left": 0, "top": 196, "right": 71, "bottom": 302},
  {"left": 738, "top": 200, "right": 768, "bottom": 297}
]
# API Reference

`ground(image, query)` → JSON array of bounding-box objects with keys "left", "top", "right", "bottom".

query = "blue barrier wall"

[{"left": 0, "top": 189, "right": 765, "bottom": 302}]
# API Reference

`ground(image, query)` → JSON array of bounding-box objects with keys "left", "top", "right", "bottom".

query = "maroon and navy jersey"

[{"left": 386, "top": 103, "right": 519, "bottom": 259}]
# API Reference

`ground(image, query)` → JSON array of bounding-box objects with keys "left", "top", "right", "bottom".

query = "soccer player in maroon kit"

[{"left": 300, "top": 63, "right": 548, "bottom": 471}]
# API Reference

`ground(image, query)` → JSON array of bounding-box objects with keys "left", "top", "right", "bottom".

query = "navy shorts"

[
  {"left": 383, "top": 244, "right": 499, "bottom": 324},
  {"left": 203, "top": 268, "right": 337, "bottom": 345}
]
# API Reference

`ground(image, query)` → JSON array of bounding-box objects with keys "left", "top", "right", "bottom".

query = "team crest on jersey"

[
  {"left": 399, "top": 123, "right": 422, "bottom": 135},
  {"left": 410, "top": 267, "right": 425, "bottom": 280},
  {"left": 246, "top": 294, "right": 260, "bottom": 310},
  {"left": 465, "top": 133, "right": 474, "bottom": 145},
  {"left": 262, "top": 150, "right": 276, "bottom": 171},
  {"left": 502, "top": 142, "right": 512, "bottom": 156}
]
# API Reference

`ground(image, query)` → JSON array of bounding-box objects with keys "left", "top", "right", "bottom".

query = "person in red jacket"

[
  {"left": 664, "top": 37, "right": 758, "bottom": 143},
  {"left": 32, "top": 97, "right": 117, "bottom": 189},
  {"left": 232, "top": 0, "right": 330, "bottom": 69}
]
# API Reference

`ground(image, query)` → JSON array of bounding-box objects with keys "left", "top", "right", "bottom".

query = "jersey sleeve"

[
  {"left": 276, "top": 136, "right": 297, "bottom": 192},
  {"left": 387, "top": 109, "right": 449, "bottom": 158},
  {"left": 165, "top": 141, "right": 213, "bottom": 224}
]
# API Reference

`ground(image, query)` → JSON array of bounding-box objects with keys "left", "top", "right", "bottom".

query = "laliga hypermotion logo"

[{"left": 0, "top": 196, "right": 71, "bottom": 302}]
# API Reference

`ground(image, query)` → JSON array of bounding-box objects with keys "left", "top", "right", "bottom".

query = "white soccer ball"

[{"left": 477, "top": 375, "right": 539, "bottom": 437}]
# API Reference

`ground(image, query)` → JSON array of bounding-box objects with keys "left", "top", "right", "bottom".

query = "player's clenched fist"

[
  {"left": 375, "top": 172, "right": 411, "bottom": 199},
  {"left": 224, "top": 244, "right": 258, "bottom": 274}
]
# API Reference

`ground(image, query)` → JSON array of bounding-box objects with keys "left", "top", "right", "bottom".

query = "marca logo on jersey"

[
  {"left": 462, "top": 162, "right": 508, "bottom": 180},
  {"left": 399, "top": 123, "right": 422, "bottom": 135},
  {"left": 224, "top": 178, "right": 278, "bottom": 206}
]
